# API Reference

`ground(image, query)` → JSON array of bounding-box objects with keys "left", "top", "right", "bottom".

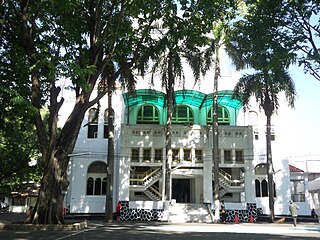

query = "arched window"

[
  {"left": 102, "top": 177, "right": 107, "bottom": 195},
  {"left": 86, "top": 161, "right": 107, "bottom": 196},
  {"left": 172, "top": 105, "right": 194, "bottom": 124},
  {"left": 207, "top": 106, "right": 230, "bottom": 125},
  {"left": 86, "top": 177, "right": 94, "bottom": 195},
  {"left": 104, "top": 108, "right": 114, "bottom": 138},
  {"left": 255, "top": 164, "right": 276, "bottom": 198},
  {"left": 94, "top": 178, "right": 102, "bottom": 195},
  {"left": 137, "top": 105, "right": 160, "bottom": 124},
  {"left": 255, "top": 179, "right": 261, "bottom": 197},
  {"left": 261, "top": 179, "right": 268, "bottom": 197},
  {"left": 87, "top": 108, "right": 98, "bottom": 138},
  {"left": 255, "top": 163, "right": 268, "bottom": 175},
  {"left": 255, "top": 164, "right": 269, "bottom": 198}
]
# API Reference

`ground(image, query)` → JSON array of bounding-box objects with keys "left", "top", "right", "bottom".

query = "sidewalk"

[
  {"left": 0, "top": 213, "right": 87, "bottom": 231},
  {"left": 0, "top": 212, "right": 319, "bottom": 233},
  {"left": 1, "top": 212, "right": 319, "bottom": 225}
]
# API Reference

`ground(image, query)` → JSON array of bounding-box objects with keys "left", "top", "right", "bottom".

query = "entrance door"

[{"left": 172, "top": 179, "right": 190, "bottom": 203}]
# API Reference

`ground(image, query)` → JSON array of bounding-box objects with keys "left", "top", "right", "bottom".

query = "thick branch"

[
  {"left": 20, "top": 0, "right": 48, "bottom": 151},
  {"left": 48, "top": 85, "right": 64, "bottom": 152}
]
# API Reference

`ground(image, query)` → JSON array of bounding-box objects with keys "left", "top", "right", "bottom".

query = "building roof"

[
  {"left": 11, "top": 182, "right": 40, "bottom": 197},
  {"left": 123, "top": 89, "right": 243, "bottom": 110},
  {"left": 123, "top": 89, "right": 165, "bottom": 107},
  {"left": 289, "top": 164, "right": 304, "bottom": 173}
]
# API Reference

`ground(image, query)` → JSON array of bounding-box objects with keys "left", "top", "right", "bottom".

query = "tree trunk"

[
  {"left": 105, "top": 85, "right": 114, "bottom": 222},
  {"left": 165, "top": 120, "right": 172, "bottom": 201},
  {"left": 28, "top": 102, "right": 87, "bottom": 224},
  {"left": 266, "top": 114, "right": 275, "bottom": 222},
  {"left": 262, "top": 90, "right": 275, "bottom": 223},
  {"left": 165, "top": 50, "right": 174, "bottom": 201},
  {"left": 31, "top": 153, "right": 69, "bottom": 224},
  {"left": 212, "top": 42, "right": 220, "bottom": 222}
]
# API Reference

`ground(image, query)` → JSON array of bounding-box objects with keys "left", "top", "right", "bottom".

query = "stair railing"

[
  {"left": 218, "top": 170, "right": 243, "bottom": 186},
  {"left": 147, "top": 185, "right": 161, "bottom": 199},
  {"left": 130, "top": 168, "right": 161, "bottom": 186}
]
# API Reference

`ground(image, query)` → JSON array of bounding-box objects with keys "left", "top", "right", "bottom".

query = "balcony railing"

[{"left": 123, "top": 124, "right": 251, "bottom": 138}]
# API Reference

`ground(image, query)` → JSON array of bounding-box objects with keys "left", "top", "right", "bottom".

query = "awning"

[
  {"left": 123, "top": 89, "right": 243, "bottom": 110},
  {"left": 202, "top": 90, "right": 243, "bottom": 110},
  {"left": 123, "top": 89, "right": 165, "bottom": 107}
]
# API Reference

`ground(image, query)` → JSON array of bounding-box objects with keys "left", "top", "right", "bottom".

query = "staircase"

[
  {"left": 214, "top": 169, "right": 245, "bottom": 197},
  {"left": 167, "top": 203, "right": 212, "bottom": 223},
  {"left": 130, "top": 168, "right": 162, "bottom": 200},
  {"left": 144, "top": 169, "right": 162, "bottom": 188},
  {"left": 144, "top": 185, "right": 162, "bottom": 201}
]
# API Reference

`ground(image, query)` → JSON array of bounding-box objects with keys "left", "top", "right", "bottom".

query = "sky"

[{"left": 274, "top": 64, "right": 320, "bottom": 171}]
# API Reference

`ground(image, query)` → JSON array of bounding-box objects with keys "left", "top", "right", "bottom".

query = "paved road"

[{"left": 1, "top": 221, "right": 320, "bottom": 240}]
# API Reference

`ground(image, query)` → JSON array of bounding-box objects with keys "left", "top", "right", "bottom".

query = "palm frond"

[{"left": 233, "top": 68, "right": 296, "bottom": 113}]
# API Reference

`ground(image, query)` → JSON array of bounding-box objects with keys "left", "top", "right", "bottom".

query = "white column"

[
  {"left": 244, "top": 162, "right": 255, "bottom": 203},
  {"left": 203, "top": 154, "right": 213, "bottom": 204}
]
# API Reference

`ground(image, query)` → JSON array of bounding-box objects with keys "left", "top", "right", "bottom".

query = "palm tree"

[
  {"left": 233, "top": 68, "right": 296, "bottom": 222},
  {"left": 225, "top": 5, "right": 297, "bottom": 222},
  {"left": 210, "top": 22, "right": 223, "bottom": 222},
  {"left": 148, "top": 2, "right": 214, "bottom": 201},
  {"left": 151, "top": 44, "right": 177, "bottom": 201},
  {"left": 150, "top": 35, "right": 211, "bottom": 201}
]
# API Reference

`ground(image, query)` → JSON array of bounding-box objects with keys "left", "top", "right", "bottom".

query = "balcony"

[
  {"left": 121, "top": 124, "right": 252, "bottom": 165},
  {"left": 122, "top": 124, "right": 251, "bottom": 141}
]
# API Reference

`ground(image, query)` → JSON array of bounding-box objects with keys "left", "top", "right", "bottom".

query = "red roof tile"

[{"left": 289, "top": 164, "right": 304, "bottom": 173}]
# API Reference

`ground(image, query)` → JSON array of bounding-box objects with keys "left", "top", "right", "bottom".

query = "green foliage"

[
  {"left": 148, "top": 0, "right": 238, "bottom": 88},
  {"left": 232, "top": 0, "right": 320, "bottom": 81},
  {"left": 278, "top": 0, "right": 320, "bottom": 81},
  {"left": 233, "top": 69, "right": 296, "bottom": 113},
  {"left": 226, "top": 12, "right": 295, "bottom": 72},
  {"left": 0, "top": 96, "right": 42, "bottom": 197},
  {"left": 225, "top": 0, "right": 298, "bottom": 113}
]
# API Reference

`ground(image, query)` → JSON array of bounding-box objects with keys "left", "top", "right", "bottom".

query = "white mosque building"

[{"left": 64, "top": 54, "right": 320, "bottom": 222}]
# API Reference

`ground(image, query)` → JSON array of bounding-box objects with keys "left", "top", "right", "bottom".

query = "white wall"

[{"left": 67, "top": 156, "right": 106, "bottom": 213}]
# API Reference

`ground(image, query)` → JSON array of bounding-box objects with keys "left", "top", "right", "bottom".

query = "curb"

[{"left": 0, "top": 221, "right": 87, "bottom": 231}]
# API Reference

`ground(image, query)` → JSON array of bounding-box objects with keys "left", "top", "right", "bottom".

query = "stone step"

[{"left": 168, "top": 203, "right": 212, "bottom": 223}]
